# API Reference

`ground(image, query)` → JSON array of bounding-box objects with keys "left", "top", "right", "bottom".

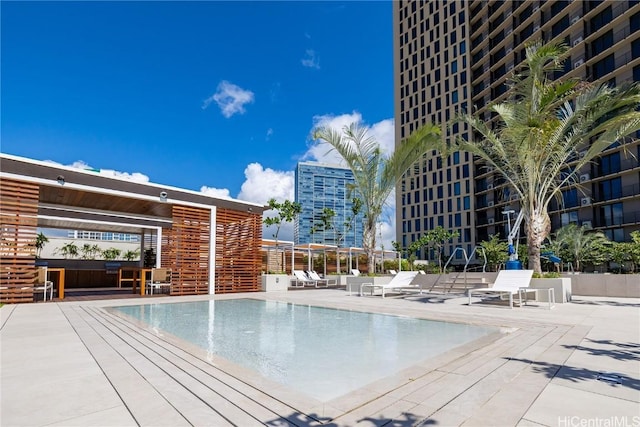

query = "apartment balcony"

[{"left": 591, "top": 183, "right": 640, "bottom": 204}]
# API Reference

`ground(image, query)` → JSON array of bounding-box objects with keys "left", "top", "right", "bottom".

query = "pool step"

[
  {"left": 64, "top": 305, "right": 324, "bottom": 426},
  {"left": 430, "top": 273, "right": 491, "bottom": 294}
]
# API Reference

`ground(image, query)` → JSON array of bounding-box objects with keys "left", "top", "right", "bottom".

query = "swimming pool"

[{"left": 113, "top": 299, "right": 497, "bottom": 401}]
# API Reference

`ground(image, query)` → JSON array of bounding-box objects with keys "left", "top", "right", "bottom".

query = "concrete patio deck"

[{"left": 1, "top": 290, "right": 638, "bottom": 426}]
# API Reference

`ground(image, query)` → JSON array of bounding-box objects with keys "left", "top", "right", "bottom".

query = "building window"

[
  {"left": 632, "top": 11, "right": 640, "bottom": 32},
  {"left": 591, "top": 54, "right": 615, "bottom": 80},
  {"left": 560, "top": 211, "right": 579, "bottom": 226},
  {"left": 599, "top": 202, "right": 624, "bottom": 226},
  {"left": 590, "top": 6, "right": 612, "bottom": 34},
  {"left": 633, "top": 38, "right": 640, "bottom": 59},
  {"left": 603, "top": 228, "right": 625, "bottom": 242},
  {"left": 562, "top": 188, "right": 579, "bottom": 209},
  {"left": 590, "top": 30, "right": 613, "bottom": 58},
  {"left": 598, "top": 152, "right": 620, "bottom": 175},
  {"left": 598, "top": 177, "right": 622, "bottom": 200}
]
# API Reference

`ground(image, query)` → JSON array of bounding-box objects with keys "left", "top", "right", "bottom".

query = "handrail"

[
  {"left": 467, "top": 246, "right": 487, "bottom": 273},
  {"left": 431, "top": 248, "right": 468, "bottom": 293}
]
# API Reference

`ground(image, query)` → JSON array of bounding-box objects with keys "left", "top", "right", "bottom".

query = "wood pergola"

[{"left": 0, "top": 154, "right": 267, "bottom": 303}]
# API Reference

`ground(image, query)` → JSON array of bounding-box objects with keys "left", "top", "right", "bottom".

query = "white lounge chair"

[
  {"left": 307, "top": 270, "right": 335, "bottom": 287},
  {"left": 292, "top": 270, "right": 316, "bottom": 287},
  {"left": 351, "top": 269, "right": 361, "bottom": 276},
  {"left": 360, "top": 271, "right": 420, "bottom": 298},
  {"left": 388, "top": 269, "right": 398, "bottom": 275},
  {"left": 468, "top": 269, "right": 553, "bottom": 309}
]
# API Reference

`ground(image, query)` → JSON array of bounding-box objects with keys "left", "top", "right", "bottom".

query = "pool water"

[{"left": 113, "top": 299, "right": 497, "bottom": 401}]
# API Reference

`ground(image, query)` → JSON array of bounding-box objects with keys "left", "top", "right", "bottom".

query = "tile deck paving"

[{"left": 1, "top": 290, "right": 638, "bottom": 426}]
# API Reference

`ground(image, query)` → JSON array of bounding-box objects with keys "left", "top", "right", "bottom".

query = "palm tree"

[
  {"left": 313, "top": 122, "right": 441, "bottom": 273},
  {"left": 442, "top": 40, "right": 640, "bottom": 273},
  {"left": 57, "top": 242, "right": 79, "bottom": 259},
  {"left": 552, "top": 223, "right": 609, "bottom": 272},
  {"left": 35, "top": 232, "right": 49, "bottom": 258}
]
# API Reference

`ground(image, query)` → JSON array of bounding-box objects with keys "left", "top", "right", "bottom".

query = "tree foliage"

[
  {"left": 35, "top": 232, "right": 49, "bottom": 258},
  {"left": 313, "top": 122, "right": 441, "bottom": 273},
  {"left": 123, "top": 249, "right": 140, "bottom": 261},
  {"left": 263, "top": 198, "right": 302, "bottom": 272},
  {"left": 479, "top": 234, "right": 509, "bottom": 272},
  {"left": 102, "top": 248, "right": 121, "bottom": 261},
  {"left": 551, "top": 224, "right": 610, "bottom": 272},
  {"left": 415, "top": 226, "right": 460, "bottom": 273},
  {"left": 628, "top": 231, "right": 640, "bottom": 273},
  {"left": 436, "top": 40, "right": 640, "bottom": 273},
  {"left": 80, "top": 243, "right": 101, "bottom": 260},
  {"left": 57, "top": 242, "right": 79, "bottom": 259}
]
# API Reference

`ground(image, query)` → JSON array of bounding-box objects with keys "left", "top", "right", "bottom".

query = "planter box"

[
  {"left": 345, "top": 276, "right": 392, "bottom": 294},
  {"left": 261, "top": 274, "right": 289, "bottom": 292},
  {"left": 530, "top": 278, "right": 572, "bottom": 303}
]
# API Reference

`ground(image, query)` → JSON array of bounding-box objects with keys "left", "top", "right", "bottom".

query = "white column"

[
  {"left": 209, "top": 207, "right": 216, "bottom": 295},
  {"left": 156, "top": 227, "right": 163, "bottom": 268}
]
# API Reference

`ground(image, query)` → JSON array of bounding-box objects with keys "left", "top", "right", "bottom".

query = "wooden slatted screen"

[
  {"left": 215, "top": 208, "right": 261, "bottom": 293},
  {"left": 165, "top": 205, "right": 211, "bottom": 296},
  {"left": 0, "top": 178, "right": 39, "bottom": 303}
]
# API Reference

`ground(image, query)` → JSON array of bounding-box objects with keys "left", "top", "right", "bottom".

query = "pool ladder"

[{"left": 429, "top": 246, "right": 487, "bottom": 293}]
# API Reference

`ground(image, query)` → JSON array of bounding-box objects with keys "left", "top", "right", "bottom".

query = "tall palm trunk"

[
  {"left": 363, "top": 219, "right": 377, "bottom": 274},
  {"left": 525, "top": 209, "right": 551, "bottom": 273}
]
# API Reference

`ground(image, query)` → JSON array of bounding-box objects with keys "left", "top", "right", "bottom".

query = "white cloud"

[
  {"left": 266, "top": 128, "right": 273, "bottom": 141},
  {"left": 202, "top": 80, "right": 254, "bottom": 118},
  {"left": 305, "top": 112, "right": 395, "bottom": 164},
  {"left": 43, "top": 159, "right": 150, "bottom": 183},
  {"left": 235, "top": 163, "right": 296, "bottom": 242},
  {"left": 99, "top": 169, "right": 150, "bottom": 182},
  {"left": 237, "top": 163, "right": 294, "bottom": 204},
  {"left": 301, "top": 49, "right": 320, "bottom": 69},
  {"left": 200, "top": 186, "right": 232, "bottom": 199}
]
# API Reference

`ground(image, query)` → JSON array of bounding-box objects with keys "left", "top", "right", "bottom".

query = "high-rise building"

[
  {"left": 295, "top": 161, "right": 364, "bottom": 248},
  {"left": 394, "top": 0, "right": 640, "bottom": 264}
]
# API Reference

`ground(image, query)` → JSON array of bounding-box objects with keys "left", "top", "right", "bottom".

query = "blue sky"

[{"left": 2, "top": 1, "right": 397, "bottom": 245}]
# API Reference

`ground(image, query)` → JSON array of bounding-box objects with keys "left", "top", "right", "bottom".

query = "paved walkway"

[{"left": 1, "top": 290, "right": 638, "bottom": 426}]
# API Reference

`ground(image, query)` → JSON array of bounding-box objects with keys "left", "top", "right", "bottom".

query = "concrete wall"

[{"left": 567, "top": 274, "right": 640, "bottom": 298}]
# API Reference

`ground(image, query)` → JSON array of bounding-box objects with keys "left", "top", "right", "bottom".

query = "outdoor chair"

[
  {"left": 148, "top": 268, "right": 172, "bottom": 295},
  {"left": 307, "top": 270, "right": 336, "bottom": 287},
  {"left": 292, "top": 270, "right": 316, "bottom": 287},
  {"left": 468, "top": 269, "right": 553, "bottom": 309},
  {"left": 34, "top": 267, "right": 54, "bottom": 302},
  {"left": 359, "top": 271, "right": 420, "bottom": 298},
  {"left": 350, "top": 269, "right": 361, "bottom": 276}
]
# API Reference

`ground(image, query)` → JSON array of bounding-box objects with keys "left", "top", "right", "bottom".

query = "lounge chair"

[
  {"left": 388, "top": 269, "right": 398, "bottom": 275},
  {"left": 307, "top": 270, "right": 336, "bottom": 287},
  {"left": 360, "top": 271, "right": 420, "bottom": 298},
  {"left": 467, "top": 269, "right": 553, "bottom": 309},
  {"left": 292, "top": 270, "right": 317, "bottom": 287},
  {"left": 351, "top": 269, "right": 361, "bottom": 276}
]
